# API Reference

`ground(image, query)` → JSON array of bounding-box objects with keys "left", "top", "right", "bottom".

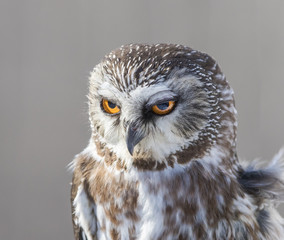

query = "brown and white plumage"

[{"left": 70, "top": 43, "right": 284, "bottom": 240}]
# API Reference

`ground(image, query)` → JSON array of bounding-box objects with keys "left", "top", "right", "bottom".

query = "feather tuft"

[{"left": 238, "top": 148, "right": 284, "bottom": 202}]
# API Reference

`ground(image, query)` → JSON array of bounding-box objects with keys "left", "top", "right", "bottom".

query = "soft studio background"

[{"left": 1, "top": 1, "right": 284, "bottom": 239}]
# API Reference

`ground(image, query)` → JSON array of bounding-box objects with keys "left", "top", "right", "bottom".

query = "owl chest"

[
  {"left": 94, "top": 178, "right": 207, "bottom": 240},
  {"left": 92, "top": 173, "right": 262, "bottom": 240},
  {"left": 95, "top": 188, "right": 176, "bottom": 240}
]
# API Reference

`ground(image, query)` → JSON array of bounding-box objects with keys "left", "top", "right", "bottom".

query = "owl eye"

[
  {"left": 152, "top": 101, "right": 175, "bottom": 115},
  {"left": 102, "top": 99, "right": 120, "bottom": 114}
]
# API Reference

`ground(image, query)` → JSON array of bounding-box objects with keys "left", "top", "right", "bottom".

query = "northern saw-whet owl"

[{"left": 70, "top": 44, "right": 284, "bottom": 240}]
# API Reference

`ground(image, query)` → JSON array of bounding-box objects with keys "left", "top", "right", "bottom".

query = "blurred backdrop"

[{"left": 1, "top": 0, "right": 284, "bottom": 239}]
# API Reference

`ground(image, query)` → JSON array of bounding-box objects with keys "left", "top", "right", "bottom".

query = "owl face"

[{"left": 88, "top": 44, "right": 235, "bottom": 166}]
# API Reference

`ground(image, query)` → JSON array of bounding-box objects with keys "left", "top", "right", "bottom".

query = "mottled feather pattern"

[{"left": 71, "top": 44, "right": 284, "bottom": 240}]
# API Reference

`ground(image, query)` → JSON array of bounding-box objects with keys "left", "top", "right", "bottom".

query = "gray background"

[{"left": 1, "top": 0, "right": 284, "bottom": 239}]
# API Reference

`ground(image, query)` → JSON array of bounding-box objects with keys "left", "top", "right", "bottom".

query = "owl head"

[{"left": 88, "top": 44, "right": 237, "bottom": 170}]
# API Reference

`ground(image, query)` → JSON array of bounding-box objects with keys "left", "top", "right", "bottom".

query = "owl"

[{"left": 70, "top": 43, "right": 284, "bottom": 240}]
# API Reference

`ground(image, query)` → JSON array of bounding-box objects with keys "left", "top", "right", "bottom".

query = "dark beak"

[{"left": 126, "top": 123, "right": 144, "bottom": 155}]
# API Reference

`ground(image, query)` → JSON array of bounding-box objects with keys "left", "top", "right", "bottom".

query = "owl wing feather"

[
  {"left": 71, "top": 161, "right": 84, "bottom": 240},
  {"left": 239, "top": 148, "right": 284, "bottom": 202},
  {"left": 71, "top": 154, "right": 98, "bottom": 240}
]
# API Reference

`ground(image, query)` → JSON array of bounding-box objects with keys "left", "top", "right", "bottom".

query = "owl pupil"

[
  {"left": 157, "top": 102, "right": 169, "bottom": 110},
  {"left": 108, "top": 101, "right": 116, "bottom": 109}
]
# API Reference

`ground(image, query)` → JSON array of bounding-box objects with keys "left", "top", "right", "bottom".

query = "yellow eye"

[
  {"left": 102, "top": 99, "right": 120, "bottom": 114},
  {"left": 152, "top": 101, "right": 175, "bottom": 115}
]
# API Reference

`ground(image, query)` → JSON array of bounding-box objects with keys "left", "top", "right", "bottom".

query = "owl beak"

[{"left": 126, "top": 124, "right": 144, "bottom": 155}]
